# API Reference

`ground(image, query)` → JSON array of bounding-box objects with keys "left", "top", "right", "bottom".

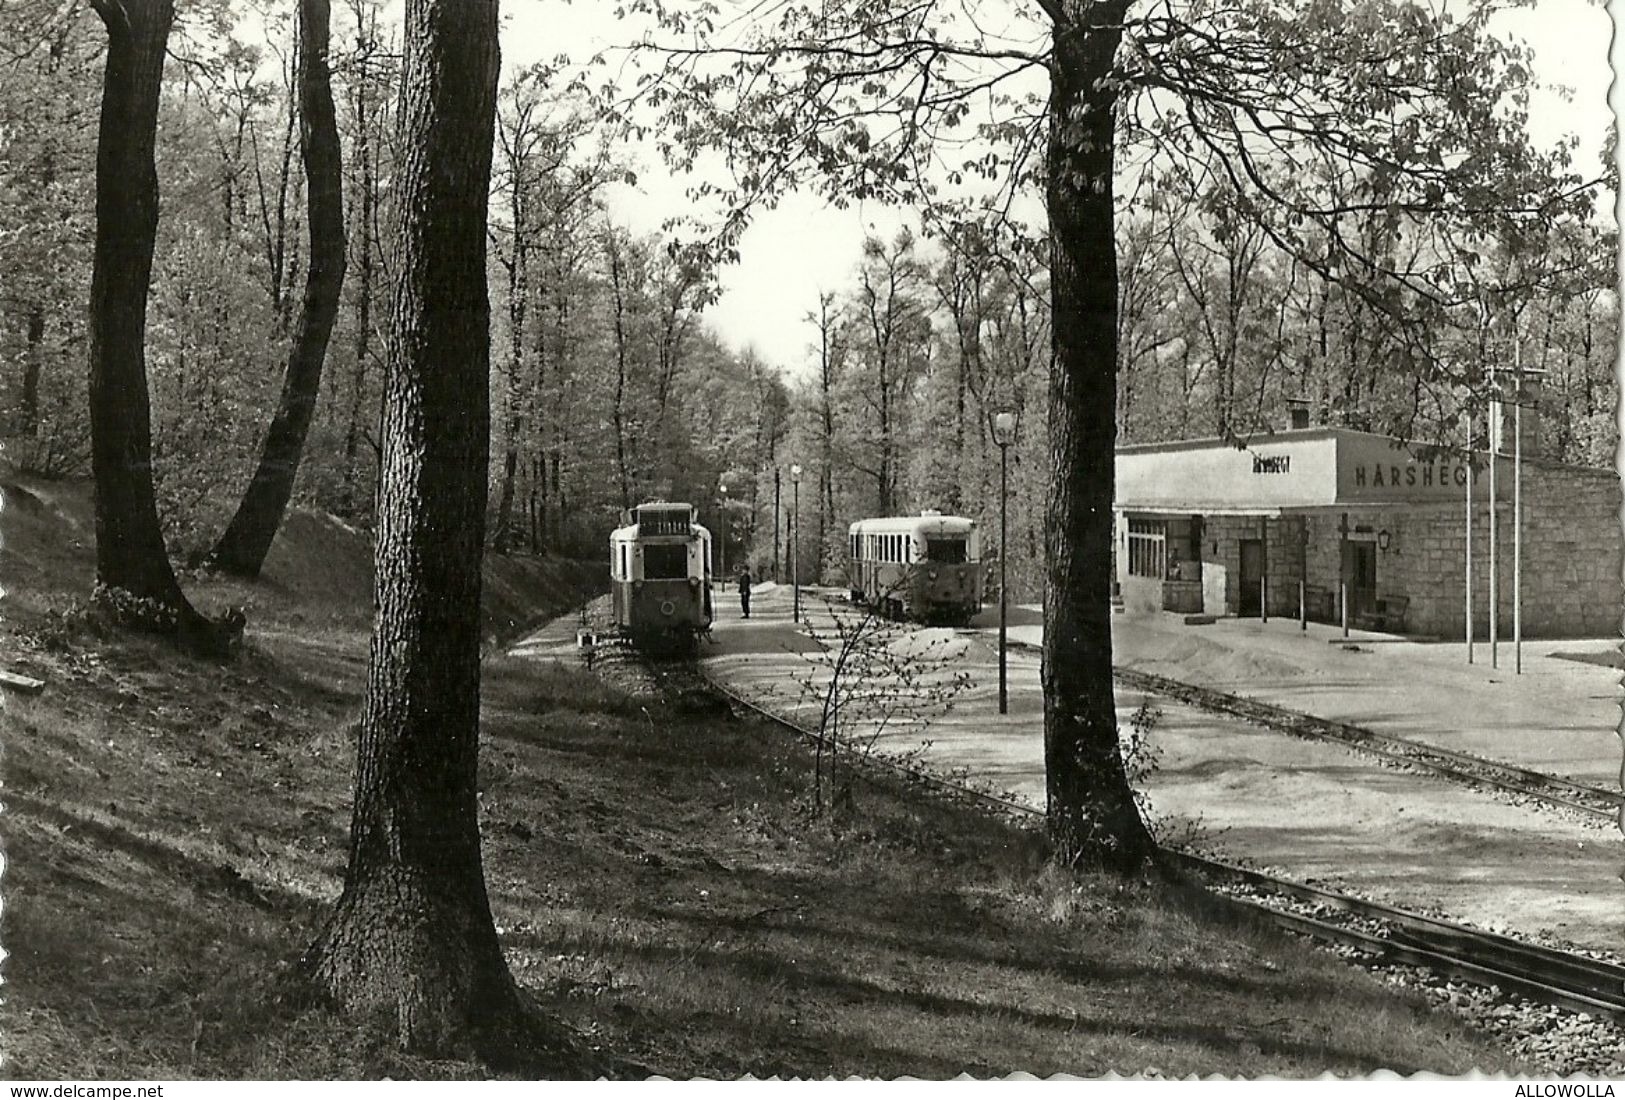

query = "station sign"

[
  {"left": 1116, "top": 429, "right": 1507, "bottom": 512},
  {"left": 1335, "top": 433, "right": 1502, "bottom": 503}
]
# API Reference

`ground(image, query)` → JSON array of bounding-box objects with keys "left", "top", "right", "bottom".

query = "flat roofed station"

[{"left": 1113, "top": 427, "right": 1622, "bottom": 638}]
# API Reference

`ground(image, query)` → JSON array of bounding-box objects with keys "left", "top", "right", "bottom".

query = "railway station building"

[{"left": 1112, "top": 426, "right": 1622, "bottom": 638}]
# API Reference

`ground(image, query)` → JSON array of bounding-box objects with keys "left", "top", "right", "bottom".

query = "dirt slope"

[{"left": 0, "top": 475, "right": 603, "bottom": 646}]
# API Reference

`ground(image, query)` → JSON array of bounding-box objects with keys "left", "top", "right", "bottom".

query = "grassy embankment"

[{"left": 0, "top": 476, "right": 1522, "bottom": 1078}]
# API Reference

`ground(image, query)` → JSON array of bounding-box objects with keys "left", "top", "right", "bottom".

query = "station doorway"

[
  {"left": 1239, "top": 539, "right": 1264, "bottom": 616},
  {"left": 1341, "top": 540, "right": 1377, "bottom": 621}
]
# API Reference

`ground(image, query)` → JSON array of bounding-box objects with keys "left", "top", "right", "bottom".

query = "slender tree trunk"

[
  {"left": 21, "top": 306, "right": 44, "bottom": 436},
  {"left": 1042, "top": 2, "right": 1156, "bottom": 870},
  {"left": 818, "top": 299, "right": 837, "bottom": 564},
  {"left": 207, "top": 0, "right": 347, "bottom": 576},
  {"left": 491, "top": 245, "right": 526, "bottom": 552},
  {"left": 606, "top": 236, "right": 632, "bottom": 510},
  {"left": 87, "top": 0, "right": 237, "bottom": 655},
  {"left": 950, "top": 324, "right": 969, "bottom": 511},
  {"left": 877, "top": 353, "right": 893, "bottom": 513},
  {"left": 343, "top": 43, "right": 377, "bottom": 517},
  {"left": 302, "top": 0, "right": 573, "bottom": 1064}
]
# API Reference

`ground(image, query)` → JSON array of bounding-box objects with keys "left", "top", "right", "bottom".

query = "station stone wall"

[
  {"left": 1184, "top": 463, "right": 1620, "bottom": 637},
  {"left": 1353, "top": 463, "right": 1623, "bottom": 639}
]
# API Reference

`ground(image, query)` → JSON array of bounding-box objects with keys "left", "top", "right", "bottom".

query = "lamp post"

[
  {"left": 718, "top": 482, "right": 729, "bottom": 580},
  {"left": 991, "top": 409, "right": 1018, "bottom": 715},
  {"left": 790, "top": 464, "right": 803, "bottom": 623}
]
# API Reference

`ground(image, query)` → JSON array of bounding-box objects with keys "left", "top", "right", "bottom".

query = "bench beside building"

[{"left": 1112, "top": 427, "right": 1622, "bottom": 638}]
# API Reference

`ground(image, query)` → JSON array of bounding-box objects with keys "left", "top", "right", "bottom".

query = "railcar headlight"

[
  {"left": 660, "top": 599, "right": 676, "bottom": 616},
  {"left": 633, "top": 581, "right": 643, "bottom": 593},
  {"left": 929, "top": 570, "right": 939, "bottom": 581},
  {"left": 688, "top": 576, "right": 700, "bottom": 588}
]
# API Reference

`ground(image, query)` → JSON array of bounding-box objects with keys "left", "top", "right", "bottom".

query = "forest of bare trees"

[
  {"left": 4, "top": 0, "right": 1612, "bottom": 612},
  {"left": 0, "top": 0, "right": 1617, "bottom": 1054}
]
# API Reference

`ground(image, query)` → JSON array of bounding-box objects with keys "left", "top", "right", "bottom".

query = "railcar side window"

[
  {"left": 925, "top": 538, "right": 967, "bottom": 564},
  {"left": 644, "top": 544, "right": 688, "bottom": 579}
]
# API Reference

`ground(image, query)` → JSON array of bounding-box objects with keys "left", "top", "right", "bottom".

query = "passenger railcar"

[
  {"left": 610, "top": 502, "right": 713, "bottom": 650},
  {"left": 847, "top": 511, "right": 983, "bottom": 625}
]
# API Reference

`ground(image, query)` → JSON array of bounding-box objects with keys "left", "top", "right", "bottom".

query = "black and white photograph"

[{"left": 0, "top": 0, "right": 1619, "bottom": 1083}]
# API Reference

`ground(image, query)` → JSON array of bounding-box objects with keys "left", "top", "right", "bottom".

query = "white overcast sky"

[{"left": 499, "top": 0, "right": 1614, "bottom": 375}]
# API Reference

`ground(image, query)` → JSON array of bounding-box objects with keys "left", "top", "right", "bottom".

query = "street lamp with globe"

[
  {"left": 718, "top": 482, "right": 729, "bottom": 579},
  {"left": 790, "top": 463, "right": 803, "bottom": 623},
  {"left": 991, "top": 409, "right": 1018, "bottom": 715}
]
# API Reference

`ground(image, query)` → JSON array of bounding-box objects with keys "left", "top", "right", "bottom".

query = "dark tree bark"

[
  {"left": 1042, "top": 1, "right": 1157, "bottom": 870},
  {"left": 206, "top": 0, "right": 347, "bottom": 576},
  {"left": 342, "top": 16, "right": 380, "bottom": 517},
  {"left": 302, "top": 0, "right": 575, "bottom": 1064},
  {"left": 490, "top": 118, "right": 530, "bottom": 554},
  {"left": 605, "top": 232, "right": 633, "bottom": 510},
  {"left": 21, "top": 306, "right": 43, "bottom": 435},
  {"left": 86, "top": 0, "right": 239, "bottom": 657}
]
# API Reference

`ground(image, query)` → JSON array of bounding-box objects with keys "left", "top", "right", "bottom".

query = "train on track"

[
  {"left": 609, "top": 501, "right": 713, "bottom": 651},
  {"left": 847, "top": 511, "right": 983, "bottom": 625}
]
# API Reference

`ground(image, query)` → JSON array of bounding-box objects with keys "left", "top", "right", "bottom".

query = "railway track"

[{"left": 688, "top": 655, "right": 1625, "bottom": 1027}]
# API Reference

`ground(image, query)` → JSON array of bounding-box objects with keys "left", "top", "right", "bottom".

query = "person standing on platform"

[{"left": 737, "top": 565, "right": 753, "bottom": 618}]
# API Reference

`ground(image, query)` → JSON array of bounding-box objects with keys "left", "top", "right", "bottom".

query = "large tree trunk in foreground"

[
  {"left": 303, "top": 0, "right": 575, "bottom": 1065},
  {"left": 87, "top": 0, "right": 239, "bottom": 657},
  {"left": 206, "top": 0, "right": 347, "bottom": 576},
  {"left": 1042, "top": 2, "right": 1157, "bottom": 870}
]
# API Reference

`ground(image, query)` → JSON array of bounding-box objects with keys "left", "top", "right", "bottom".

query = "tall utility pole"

[
  {"left": 773, "top": 467, "right": 782, "bottom": 582},
  {"left": 1465, "top": 444, "right": 1474, "bottom": 665},
  {"left": 1512, "top": 345, "right": 1545, "bottom": 676},
  {"left": 1488, "top": 360, "right": 1499, "bottom": 670},
  {"left": 1513, "top": 342, "right": 1521, "bottom": 675}
]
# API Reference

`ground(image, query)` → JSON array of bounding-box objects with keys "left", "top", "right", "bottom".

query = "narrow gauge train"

[
  {"left": 610, "top": 501, "right": 713, "bottom": 650},
  {"left": 847, "top": 511, "right": 983, "bottom": 625}
]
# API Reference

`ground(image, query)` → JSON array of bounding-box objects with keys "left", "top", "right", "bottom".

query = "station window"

[{"left": 1126, "top": 519, "right": 1167, "bottom": 579}]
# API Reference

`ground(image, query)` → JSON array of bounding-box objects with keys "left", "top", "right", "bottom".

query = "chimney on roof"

[
  {"left": 1498, "top": 372, "right": 1544, "bottom": 459},
  {"left": 1286, "top": 397, "right": 1311, "bottom": 430}
]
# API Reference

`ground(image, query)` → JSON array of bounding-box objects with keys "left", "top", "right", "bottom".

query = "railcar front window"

[
  {"left": 925, "top": 538, "right": 967, "bottom": 564},
  {"left": 635, "top": 509, "right": 689, "bottom": 536},
  {"left": 644, "top": 544, "right": 688, "bottom": 579}
]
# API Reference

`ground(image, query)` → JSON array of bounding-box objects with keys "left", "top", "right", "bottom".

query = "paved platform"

[{"left": 995, "top": 609, "right": 1621, "bottom": 788}]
